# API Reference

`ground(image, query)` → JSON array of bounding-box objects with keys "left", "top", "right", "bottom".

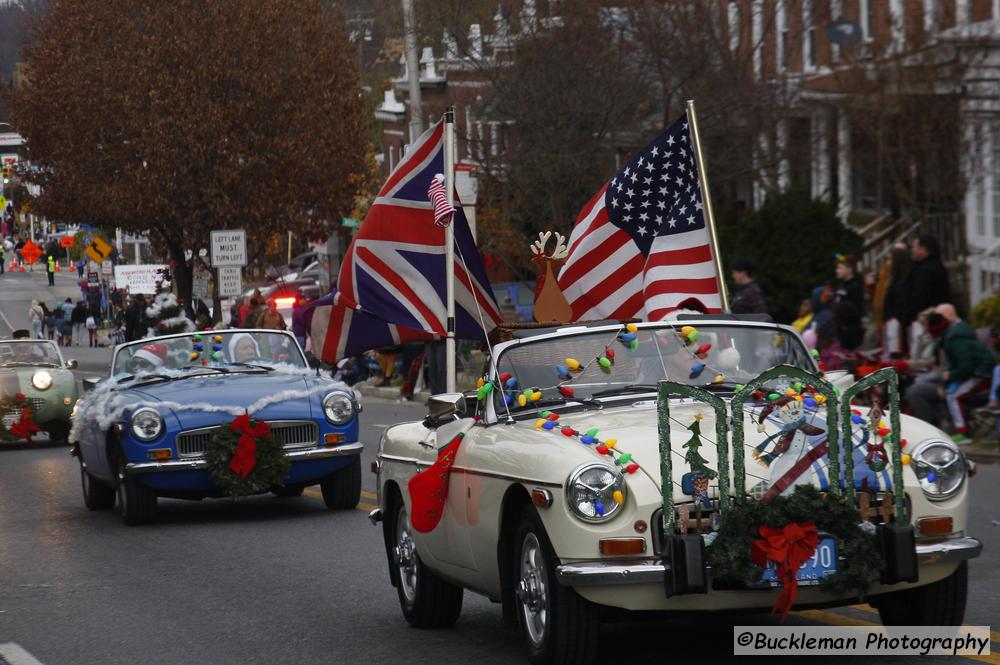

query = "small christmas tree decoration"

[{"left": 681, "top": 417, "right": 718, "bottom": 481}]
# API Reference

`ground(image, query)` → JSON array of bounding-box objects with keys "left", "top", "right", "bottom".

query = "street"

[{"left": 0, "top": 271, "right": 998, "bottom": 665}]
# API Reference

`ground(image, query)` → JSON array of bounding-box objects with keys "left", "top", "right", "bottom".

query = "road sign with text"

[
  {"left": 210, "top": 230, "right": 247, "bottom": 267},
  {"left": 217, "top": 266, "right": 243, "bottom": 297}
]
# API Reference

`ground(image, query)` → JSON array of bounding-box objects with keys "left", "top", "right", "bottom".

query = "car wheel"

[
  {"left": 390, "top": 501, "right": 463, "bottom": 628},
  {"left": 272, "top": 486, "right": 304, "bottom": 498},
  {"left": 319, "top": 455, "right": 361, "bottom": 510},
  {"left": 874, "top": 561, "right": 968, "bottom": 625},
  {"left": 515, "top": 505, "right": 599, "bottom": 665},
  {"left": 117, "top": 458, "right": 157, "bottom": 526},
  {"left": 47, "top": 420, "right": 71, "bottom": 444},
  {"left": 80, "top": 462, "right": 115, "bottom": 511}
]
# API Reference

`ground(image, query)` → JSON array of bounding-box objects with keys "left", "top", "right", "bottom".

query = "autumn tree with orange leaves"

[{"left": 13, "top": 0, "right": 369, "bottom": 306}]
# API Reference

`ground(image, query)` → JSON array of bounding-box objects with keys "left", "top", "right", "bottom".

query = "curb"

[{"left": 963, "top": 448, "right": 1000, "bottom": 465}]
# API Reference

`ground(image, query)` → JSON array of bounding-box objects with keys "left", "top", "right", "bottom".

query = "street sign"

[
  {"left": 217, "top": 266, "right": 242, "bottom": 297},
  {"left": 20, "top": 240, "right": 41, "bottom": 265},
  {"left": 101, "top": 260, "right": 113, "bottom": 277},
  {"left": 87, "top": 271, "right": 99, "bottom": 285},
  {"left": 60, "top": 235, "right": 75, "bottom": 248},
  {"left": 210, "top": 230, "right": 247, "bottom": 267},
  {"left": 84, "top": 236, "right": 113, "bottom": 264},
  {"left": 192, "top": 274, "right": 210, "bottom": 299}
]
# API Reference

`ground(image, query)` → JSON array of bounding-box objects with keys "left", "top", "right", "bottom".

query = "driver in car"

[
  {"left": 129, "top": 344, "right": 168, "bottom": 372},
  {"left": 228, "top": 333, "right": 261, "bottom": 363}
]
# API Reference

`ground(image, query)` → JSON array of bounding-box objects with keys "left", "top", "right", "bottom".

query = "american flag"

[
  {"left": 427, "top": 174, "right": 454, "bottom": 228},
  {"left": 307, "top": 289, "right": 433, "bottom": 363},
  {"left": 557, "top": 112, "right": 723, "bottom": 321},
  {"left": 337, "top": 120, "right": 502, "bottom": 338}
]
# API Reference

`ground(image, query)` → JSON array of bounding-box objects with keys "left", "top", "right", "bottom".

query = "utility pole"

[{"left": 401, "top": 0, "right": 424, "bottom": 141}]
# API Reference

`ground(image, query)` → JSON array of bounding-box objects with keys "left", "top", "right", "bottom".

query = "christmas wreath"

[
  {"left": 707, "top": 485, "right": 882, "bottom": 614},
  {"left": 0, "top": 393, "right": 40, "bottom": 443},
  {"left": 204, "top": 414, "right": 290, "bottom": 496}
]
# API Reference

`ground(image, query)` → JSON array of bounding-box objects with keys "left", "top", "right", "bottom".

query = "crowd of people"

[
  {"left": 729, "top": 235, "right": 999, "bottom": 444},
  {"left": 27, "top": 297, "right": 100, "bottom": 347}
]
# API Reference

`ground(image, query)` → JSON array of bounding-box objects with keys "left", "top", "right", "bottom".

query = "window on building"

[
  {"left": 993, "top": 122, "right": 1000, "bottom": 237},
  {"left": 776, "top": 0, "right": 788, "bottom": 70},
  {"left": 728, "top": 1, "right": 740, "bottom": 52},
  {"left": 860, "top": 0, "right": 873, "bottom": 39},
  {"left": 803, "top": 0, "right": 815, "bottom": 70}
]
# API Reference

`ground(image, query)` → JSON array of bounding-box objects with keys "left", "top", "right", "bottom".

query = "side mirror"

[
  {"left": 82, "top": 377, "right": 100, "bottom": 393},
  {"left": 65, "top": 359, "right": 78, "bottom": 369},
  {"left": 424, "top": 393, "right": 466, "bottom": 428}
]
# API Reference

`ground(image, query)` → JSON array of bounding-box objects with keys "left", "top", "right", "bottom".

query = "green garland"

[
  {"left": 707, "top": 486, "right": 882, "bottom": 599},
  {"left": 204, "top": 419, "right": 290, "bottom": 497},
  {"left": 0, "top": 393, "right": 36, "bottom": 442}
]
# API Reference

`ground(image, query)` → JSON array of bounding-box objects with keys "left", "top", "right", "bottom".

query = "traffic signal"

[{"left": 1, "top": 167, "right": 9, "bottom": 184}]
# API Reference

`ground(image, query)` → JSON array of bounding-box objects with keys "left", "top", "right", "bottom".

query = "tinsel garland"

[
  {"left": 0, "top": 393, "right": 38, "bottom": 443},
  {"left": 204, "top": 417, "right": 290, "bottom": 497},
  {"left": 706, "top": 485, "right": 882, "bottom": 599}
]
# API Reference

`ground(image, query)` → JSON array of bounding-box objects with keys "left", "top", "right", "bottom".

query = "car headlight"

[
  {"left": 911, "top": 439, "right": 966, "bottom": 501},
  {"left": 566, "top": 463, "right": 627, "bottom": 522},
  {"left": 32, "top": 371, "right": 52, "bottom": 391},
  {"left": 323, "top": 392, "right": 355, "bottom": 425},
  {"left": 130, "top": 408, "right": 164, "bottom": 441}
]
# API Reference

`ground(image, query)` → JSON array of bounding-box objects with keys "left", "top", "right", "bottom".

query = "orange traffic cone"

[
  {"left": 18, "top": 263, "right": 25, "bottom": 272},
  {"left": 55, "top": 264, "right": 61, "bottom": 272}
]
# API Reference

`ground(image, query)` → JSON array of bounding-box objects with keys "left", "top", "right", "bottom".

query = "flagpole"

[
  {"left": 444, "top": 108, "right": 457, "bottom": 393},
  {"left": 686, "top": 99, "right": 730, "bottom": 312}
]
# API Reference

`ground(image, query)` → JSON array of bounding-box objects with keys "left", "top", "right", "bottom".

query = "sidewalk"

[
  {"left": 353, "top": 380, "right": 430, "bottom": 404},
  {"left": 963, "top": 442, "right": 1000, "bottom": 465}
]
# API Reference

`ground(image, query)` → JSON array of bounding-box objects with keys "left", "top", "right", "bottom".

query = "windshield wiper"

[
  {"left": 508, "top": 396, "right": 603, "bottom": 413},
  {"left": 590, "top": 384, "right": 660, "bottom": 399},
  {"left": 225, "top": 362, "right": 276, "bottom": 372}
]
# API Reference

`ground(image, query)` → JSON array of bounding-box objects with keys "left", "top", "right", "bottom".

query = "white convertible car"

[{"left": 370, "top": 318, "right": 981, "bottom": 665}]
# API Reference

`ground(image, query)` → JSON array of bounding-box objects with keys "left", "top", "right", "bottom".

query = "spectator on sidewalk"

[
  {"left": 833, "top": 254, "right": 865, "bottom": 315},
  {"left": 72, "top": 300, "right": 89, "bottom": 346},
  {"left": 905, "top": 235, "right": 951, "bottom": 337},
  {"left": 124, "top": 293, "right": 149, "bottom": 342},
  {"left": 933, "top": 304, "right": 994, "bottom": 444},
  {"left": 729, "top": 258, "right": 768, "bottom": 315},
  {"left": 881, "top": 245, "right": 911, "bottom": 358},
  {"left": 86, "top": 312, "right": 98, "bottom": 347},
  {"left": 28, "top": 300, "right": 44, "bottom": 339},
  {"left": 258, "top": 300, "right": 286, "bottom": 330},
  {"left": 41, "top": 302, "right": 54, "bottom": 340}
]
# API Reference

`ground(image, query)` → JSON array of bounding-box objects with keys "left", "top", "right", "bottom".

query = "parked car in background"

[
  {"left": 0, "top": 339, "right": 79, "bottom": 442},
  {"left": 491, "top": 281, "right": 535, "bottom": 322},
  {"left": 266, "top": 251, "right": 316, "bottom": 282},
  {"left": 72, "top": 330, "right": 362, "bottom": 525}
]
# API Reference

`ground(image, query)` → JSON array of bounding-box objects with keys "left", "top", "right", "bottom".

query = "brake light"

[{"left": 274, "top": 297, "right": 296, "bottom": 307}]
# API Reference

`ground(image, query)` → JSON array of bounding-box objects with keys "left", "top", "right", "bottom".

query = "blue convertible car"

[{"left": 72, "top": 329, "right": 362, "bottom": 525}]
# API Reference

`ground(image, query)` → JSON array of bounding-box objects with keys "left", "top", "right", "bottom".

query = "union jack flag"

[
  {"left": 428, "top": 174, "right": 454, "bottom": 228},
  {"left": 337, "top": 120, "right": 502, "bottom": 337},
  {"left": 307, "top": 289, "right": 433, "bottom": 363}
]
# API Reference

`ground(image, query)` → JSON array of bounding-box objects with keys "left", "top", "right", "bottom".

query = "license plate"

[{"left": 753, "top": 537, "right": 837, "bottom": 588}]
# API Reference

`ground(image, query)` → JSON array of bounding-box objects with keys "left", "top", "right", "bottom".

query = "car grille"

[
  {"left": 2, "top": 398, "right": 47, "bottom": 421},
  {"left": 176, "top": 421, "right": 318, "bottom": 458}
]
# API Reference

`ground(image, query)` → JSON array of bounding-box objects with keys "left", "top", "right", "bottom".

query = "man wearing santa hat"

[{"left": 129, "top": 343, "right": 168, "bottom": 372}]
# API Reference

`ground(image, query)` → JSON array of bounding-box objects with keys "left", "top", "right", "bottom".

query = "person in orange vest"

[{"left": 46, "top": 255, "right": 56, "bottom": 286}]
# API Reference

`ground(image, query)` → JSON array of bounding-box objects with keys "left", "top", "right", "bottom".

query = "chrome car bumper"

[
  {"left": 555, "top": 537, "right": 983, "bottom": 587},
  {"left": 125, "top": 442, "right": 363, "bottom": 475}
]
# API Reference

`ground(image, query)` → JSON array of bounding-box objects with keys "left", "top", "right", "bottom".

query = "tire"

[
  {"left": 272, "top": 486, "right": 305, "bottom": 498},
  {"left": 46, "top": 420, "right": 71, "bottom": 444},
  {"left": 874, "top": 561, "right": 968, "bottom": 625},
  {"left": 117, "top": 457, "right": 157, "bottom": 526},
  {"left": 319, "top": 455, "right": 361, "bottom": 510},
  {"left": 80, "top": 462, "right": 115, "bottom": 511},
  {"left": 389, "top": 500, "right": 463, "bottom": 628},
  {"left": 514, "top": 505, "right": 599, "bottom": 665}
]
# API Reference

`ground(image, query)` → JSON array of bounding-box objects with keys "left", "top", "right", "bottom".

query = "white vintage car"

[{"left": 370, "top": 318, "right": 981, "bottom": 665}]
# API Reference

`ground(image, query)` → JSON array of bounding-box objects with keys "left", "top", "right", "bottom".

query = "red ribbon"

[
  {"left": 229, "top": 414, "right": 270, "bottom": 479},
  {"left": 751, "top": 521, "right": 819, "bottom": 621},
  {"left": 407, "top": 433, "right": 464, "bottom": 533},
  {"left": 10, "top": 408, "right": 40, "bottom": 442}
]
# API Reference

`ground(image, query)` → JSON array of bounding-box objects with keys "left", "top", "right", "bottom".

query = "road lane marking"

[
  {"left": 797, "top": 609, "right": 999, "bottom": 664},
  {"left": 0, "top": 305, "right": 14, "bottom": 333},
  {"left": 0, "top": 643, "right": 46, "bottom": 665},
  {"left": 361, "top": 490, "right": 377, "bottom": 500},
  {"left": 849, "top": 604, "right": 1000, "bottom": 644}
]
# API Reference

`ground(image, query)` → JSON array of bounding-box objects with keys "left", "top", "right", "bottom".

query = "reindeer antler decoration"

[{"left": 530, "top": 231, "right": 568, "bottom": 261}]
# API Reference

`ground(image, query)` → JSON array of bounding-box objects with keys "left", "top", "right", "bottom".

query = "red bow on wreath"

[
  {"left": 10, "top": 407, "right": 40, "bottom": 442},
  {"left": 751, "top": 521, "right": 819, "bottom": 621},
  {"left": 229, "top": 414, "right": 270, "bottom": 479}
]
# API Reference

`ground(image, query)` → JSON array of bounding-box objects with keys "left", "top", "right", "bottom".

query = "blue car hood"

[{"left": 127, "top": 373, "right": 319, "bottom": 430}]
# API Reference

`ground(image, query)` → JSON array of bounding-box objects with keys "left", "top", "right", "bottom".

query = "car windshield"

[
  {"left": 492, "top": 323, "right": 814, "bottom": 412},
  {"left": 0, "top": 341, "right": 62, "bottom": 367},
  {"left": 112, "top": 331, "right": 306, "bottom": 376}
]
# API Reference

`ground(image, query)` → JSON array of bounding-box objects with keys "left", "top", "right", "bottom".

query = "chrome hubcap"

[
  {"left": 395, "top": 507, "right": 418, "bottom": 602},
  {"left": 517, "top": 532, "right": 548, "bottom": 645}
]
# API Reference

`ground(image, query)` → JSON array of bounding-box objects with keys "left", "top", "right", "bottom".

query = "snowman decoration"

[{"left": 753, "top": 396, "right": 824, "bottom": 494}]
